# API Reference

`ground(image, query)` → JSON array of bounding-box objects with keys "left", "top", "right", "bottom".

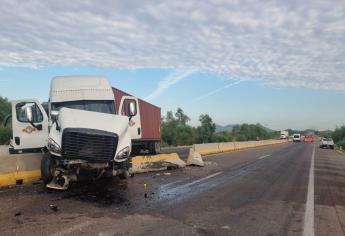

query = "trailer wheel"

[
  {"left": 41, "top": 153, "right": 54, "bottom": 185},
  {"left": 148, "top": 142, "right": 160, "bottom": 155}
]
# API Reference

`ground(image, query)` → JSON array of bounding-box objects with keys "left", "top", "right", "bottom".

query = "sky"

[{"left": 1, "top": 0, "right": 345, "bottom": 130}]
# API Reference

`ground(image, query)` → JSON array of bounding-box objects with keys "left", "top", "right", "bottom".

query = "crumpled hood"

[{"left": 58, "top": 107, "right": 129, "bottom": 136}]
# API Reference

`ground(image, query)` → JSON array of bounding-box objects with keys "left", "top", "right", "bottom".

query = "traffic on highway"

[{"left": 1, "top": 1, "right": 345, "bottom": 236}]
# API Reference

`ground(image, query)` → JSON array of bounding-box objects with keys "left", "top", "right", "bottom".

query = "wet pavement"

[{"left": 1, "top": 142, "right": 345, "bottom": 235}]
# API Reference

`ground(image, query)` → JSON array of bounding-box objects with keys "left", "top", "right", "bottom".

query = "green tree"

[
  {"left": 175, "top": 108, "right": 190, "bottom": 125},
  {"left": 197, "top": 114, "right": 216, "bottom": 143},
  {"left": 161, "top": 111, "right": 178, "bottom": 146},
  {"left": 332, "top": 126, "right": 345, "bottom": 143},
  {"left": 161, "top": 108, "right": 197, "bottom": 146},
  {"left": 0, "top": 96, "right": 11, "bottom": 123},
  {"left": 232, "top": 123, "right": 274, "bottom": 141},
  {"left": 212, "top": 131, "right": 233, "bottom": 142}
]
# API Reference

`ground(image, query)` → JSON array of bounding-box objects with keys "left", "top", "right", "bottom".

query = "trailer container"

[{"left": 112, "top": 87, "right": 161, "bottom": 154}]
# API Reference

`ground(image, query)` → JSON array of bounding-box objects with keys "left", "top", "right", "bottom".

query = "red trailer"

[{"left": 112, "top": 87, "right": 161, "bottom": 154}]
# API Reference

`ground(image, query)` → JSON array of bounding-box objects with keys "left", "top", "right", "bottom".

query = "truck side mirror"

[
  {"left": 25, "top": 106, "right": 33, "bottom": 123},
  {"left": 51, "top": 110, "right": 61, "bottom": 131},
  {"left": 128, "top": 102, "right": 136, "bottom": 117},
  {"left": 51, "top": 110, "right": 59, "bottom": 122}
]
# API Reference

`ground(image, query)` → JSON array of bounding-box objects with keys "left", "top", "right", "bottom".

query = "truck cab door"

[
  {"left": 119, "top": 96, "right": 142, "bottom": 140},
  {"left": 11, "top": 99, "right": 48, "bottom": 152}
]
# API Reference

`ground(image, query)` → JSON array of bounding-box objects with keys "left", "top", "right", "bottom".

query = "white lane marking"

[
  {"left": 258, "top": 154, "right": 271, "bottom": 159},
  {"left": 50, "top": 220, "right": 93, "bottom": 236},
  {"left": 186, "top": 171, "right": 223, "bottom": 187},
  {"left": 303, "top": 143, "right": 315, "bottom": 236}
]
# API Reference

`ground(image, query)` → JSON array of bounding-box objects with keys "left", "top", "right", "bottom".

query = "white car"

[
  {"left": 320, "top": 138, "right": 334, "bottom": 149},
  {"left": 293, "top": 134, "right": 301, "bottom": 142}
]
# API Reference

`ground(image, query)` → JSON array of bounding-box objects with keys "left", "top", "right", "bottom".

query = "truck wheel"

[
  {"left": 148, "top": 142, "right": 160, "bottom": 155},
  {"left": 119, "top": 159, "right": 131, "bottom": 179},
  {"left": 154, "top": 142, "right": 161, "bottom": 154},
  {"left": 41, "top": 153, "right": 54, "bottom": 185}
]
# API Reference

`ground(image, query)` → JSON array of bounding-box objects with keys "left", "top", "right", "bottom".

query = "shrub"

[
  {"left": 332, "top": 126, "right": 345, "bottom": 143},
  {"left": 0, "top": 125, "right": 11, "bottom": 145},
  {"left": 336, "top": 139, "right": 345, "bottom": 150}
]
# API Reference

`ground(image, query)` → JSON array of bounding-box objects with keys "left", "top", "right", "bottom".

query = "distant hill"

[
  {"left": 215, "top": 124, "right": 235, "bottom": 132},
  {"left": 256, "top": 124, "right": 275, "bottom": 132},
  {"left": 216, "top": 123, "right": 276, "bottom": 133}
]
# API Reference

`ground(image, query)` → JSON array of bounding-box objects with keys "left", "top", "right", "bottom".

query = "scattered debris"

[
  {"left": 14, "top": 212, "right": 21, "bottom": 217},
  {"left": 222, "top": 225, "right": 230, "bottom": 230},
  {"left": 49, "top": 204, "right": 58, "bottom": 212},
  {"left": 156, "top": 173, "right": 161, "bottom": 176},
  {"left": 187, "top": 148, "right": 205, "bottom": 166},
  {"left": 163, "top": 158, "right": 186, "bottom": 168},
  {"left": 163, "top": 172, "right": 171, "bottom": 176}
]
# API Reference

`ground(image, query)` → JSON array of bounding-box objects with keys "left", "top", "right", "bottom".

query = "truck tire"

[
  {"left": 41, "top": 153, "right": 54, "bottom": 185},
  {"left": 148, "top": 142, "right": 160, "bottom": 155},
  {"left": 119, "top": 159, "right": 131, "bottom": 179}
]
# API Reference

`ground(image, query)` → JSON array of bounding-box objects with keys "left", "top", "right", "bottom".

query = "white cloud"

[
  {"left": 145, "top": 70, "right": 195, "bottom": 100},
  {"left": 0, "top": 1, "right": 345, "bottom": 90},
  {"left": 191, "top": 79, "right": 246, "bottom": 103}
]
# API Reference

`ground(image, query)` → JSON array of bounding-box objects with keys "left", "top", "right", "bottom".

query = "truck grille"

[{"left": 62, "top": 128, "right": 118, "bottom": 163}]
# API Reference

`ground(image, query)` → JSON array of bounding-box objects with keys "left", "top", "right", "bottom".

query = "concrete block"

[{"left": 187, "top": 148, "right": 204, "bottom": 166}]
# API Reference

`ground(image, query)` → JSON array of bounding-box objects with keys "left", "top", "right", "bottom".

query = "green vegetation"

[
  {"left": 0, "top": 96, "right": 11, "bottom": 123},
  {"left": 161, "top": 108, "right": 280, "bottom": 147},
  {"left": 232, "top": 123, "right": 278, "bottom": 141},
  {"left": 332, "top": 126, "right": 345, "bottom": 149},
  {"left": 0, "top": 125, "right": 11, "bottom": 145},
  {"left": 0, "top": 97, "right": 12, "bottom": 145}
]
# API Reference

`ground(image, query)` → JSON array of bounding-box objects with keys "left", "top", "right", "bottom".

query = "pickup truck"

[
  {"left": 293, "top": 134, "right": 301, "bottom": 142},
  {"left": 319, "top": 138, "right": 334, "bottom": 149}
]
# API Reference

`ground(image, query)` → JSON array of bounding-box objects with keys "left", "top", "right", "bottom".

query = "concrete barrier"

[
  {"left": 0, "top": 145, "right": 42, "bottom": 187},
  {"left": 191, "top": 139, "right": 289, "bottom": 156},
  {"left": 0, "top": 145, "right": 186, "bottom": 188},
  {"left": 131, "top": 153, "right": 186, "bottom": 173}
]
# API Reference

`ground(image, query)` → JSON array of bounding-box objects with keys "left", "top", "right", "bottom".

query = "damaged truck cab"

[{"left": 12, "top": 76, "right": 137, "bottom": 190}]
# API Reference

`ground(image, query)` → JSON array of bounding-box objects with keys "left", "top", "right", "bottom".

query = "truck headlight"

[
  {"left": 115, "top": 146, "right": 130, "bottom": 160},
  {"left": 48, "top": 138, "right": 61, "bottom": 153}
]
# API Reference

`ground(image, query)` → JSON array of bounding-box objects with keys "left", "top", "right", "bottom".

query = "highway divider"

[
  {"left": 0, "top": 145, "right": 186, "bottom": 188},
  {"left": 0, "top": 140, "right": 287, "bottom": 188},
  {"left": 190, "top": 139, "right": 289, "bottom": 157},
  {"left": 0, "top": 145, "right": 42, "bottom": 188},
  {"left": 131, "top": 153, "right": 186, "bottom": 173}
]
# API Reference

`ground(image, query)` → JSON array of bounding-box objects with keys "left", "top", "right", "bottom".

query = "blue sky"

[
  {"left": 1, "top": 66, "right": 344, "bottom": 130},
  {"left": 1, "top": 1, "right": 345, "bottom": 130}
]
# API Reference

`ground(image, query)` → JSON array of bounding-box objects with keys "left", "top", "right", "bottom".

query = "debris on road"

[
  {"left": 49, "top": 204, "right": 58, "bottom": 212},
  {"left": 14, "top": 212, "right": 22, "bottom": 217},
  {"left": 187, "top": 148, "right": 205, "bottom": 167},
  {"left": 163, "top": 172, "right": 171, "bottom": 176}
]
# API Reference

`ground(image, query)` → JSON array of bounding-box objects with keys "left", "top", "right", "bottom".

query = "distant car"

[
  {"left": 304, "top": 136, "right": 314, "bottom": 142},
  {"left": 293, "top": 134, "right": 301, "bottom": 142},
  {"left": 320, "top": 138, "right": 334, "bottom": 149}
]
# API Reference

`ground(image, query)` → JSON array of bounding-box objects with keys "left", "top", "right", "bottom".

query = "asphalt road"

[{"left": 1, "top": 142, "right": 345, "bottom": 236}]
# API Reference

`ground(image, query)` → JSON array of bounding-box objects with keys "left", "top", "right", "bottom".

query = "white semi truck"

[
  {"left": 10, "top": 76, "right": 137, "bottom": 189},
  {"left": 280, "top": 130, "right": 289, "bottom": 139}
]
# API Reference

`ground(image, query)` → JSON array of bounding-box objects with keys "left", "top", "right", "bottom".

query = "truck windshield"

[{"left": 51, "top": 100, "right": 115, "bottom": 114}]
